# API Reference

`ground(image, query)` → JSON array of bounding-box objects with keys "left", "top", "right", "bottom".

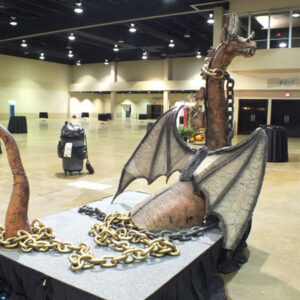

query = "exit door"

[
  {"left": 238, "top": 99, "right": 268, "bottom": 134},
  {"left": 271, "top": 100, "right": 300, "bottom": 137}
]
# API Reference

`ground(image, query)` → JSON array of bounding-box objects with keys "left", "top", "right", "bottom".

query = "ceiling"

[{"left": 0, "top": 0, "right": 229, "bottom": 65}]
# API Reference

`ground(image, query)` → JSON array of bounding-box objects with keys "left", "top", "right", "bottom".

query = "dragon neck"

[
  {"left": 205, "top": 44, "right": 234, "bottom": 150},
  {"left": 0, "top": 124, "right": 31, "bottom": 238}
]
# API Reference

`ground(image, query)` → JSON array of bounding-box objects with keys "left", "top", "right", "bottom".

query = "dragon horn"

[
  {"left": 228, "top": 12, "right": 239, "bottom": 35},
  {"left": 248, "top": 31, "right": 255, "bottom": 40},
  {"left": 0, "top": 124, "right": 31, "bottom": 238}
]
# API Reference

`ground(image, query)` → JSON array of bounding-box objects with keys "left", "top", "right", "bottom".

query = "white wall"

[
  {"left": 70, "top": 92, "right": 111, "bottom": 117},
  {"left": 0, "top": 54, "right": 70, "bottom": 119}
]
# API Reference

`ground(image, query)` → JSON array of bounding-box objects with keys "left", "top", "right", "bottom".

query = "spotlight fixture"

[
  {"left": 21, "top": 40, "right": 27, "bottom": 47},
  {"left": 68, "top": 33, "right": 76, "bottom": 41},
  {"left": 39, "top": 53, "right": 45, "bottom": 60},
  {"left": 76, "top": 60, "right": 81, "bottom": 66},
  {"left": 207, "top": 13, "right": 214, "bottom": 24},
  {"left": 129, "top": 23, "right": 137, "bottom": 33},
  {"left": 168, "top": 39, "right": 175, "bottom": 48},
  {"left": 74, "top": 1, "right": 83, "bottom": 14},
  {"left": 113, "top": 44, "right": 119, "bottom": 52},
  {"left": 196, "top": 51, "right": 202, "bottom": 59},
  {"left": 68, "top": 50, "right": 74, "bottom": 58},
  {"left": 279, "top": 42, "right": 287, "bottom": 48},
  {"left": 292, "top": 13, "right": 300, "bottom": 18},
  {"left": 10, "top": 16, "right": 18, "bottom": 26},
  {"left": 141, "top": 50, "right": 148, "bottom": 60},
  {"left": 104, "top": 59, "right": 109, "bottom": 65}
]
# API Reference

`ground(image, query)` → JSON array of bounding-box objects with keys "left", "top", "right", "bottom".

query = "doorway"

[
  {"left": 121, "top": 104, "right": 131, "bottom": 118},
  {"left": 271, "top": 100, "right": 300, "bottom": 137},
  {"left": 238, "top": 99, "right": 268, "bottom": 134}
]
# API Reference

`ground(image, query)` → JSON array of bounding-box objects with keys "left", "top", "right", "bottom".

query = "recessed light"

[
  {"left": 21, "top": 40, "right": 27, "bottom": 47},
  {"left": 207, "top": 13, "right": 214, "bottom": 24},
  {"left": 104, "top": 59, "right": 109, "bottom": 65},
  {"left": 68, "top": 50, "right": 74, "bottom": 57},
  {"left": 141, "top": 50, "right": 148, "bottom": 60},
  {"left": 168, "top": 39, "right": 175, "bottom": 48},
  {"left": 129, "top": 23, "right": 137, "bottom": 33},
  {"left": 113, "top": 44, "right": 119, "bottom": 52},
  {"left": 68, "top": 33, "right": 76, "bottom": 41},
  {"left": 10, "top": 16, "right": 18, "bottom": 26},
  {"left": 279, "top": 42, "right": 287, "bottom": 48},
  {"left": 74, "top": 1, "right": 83, "bottom": 14}
]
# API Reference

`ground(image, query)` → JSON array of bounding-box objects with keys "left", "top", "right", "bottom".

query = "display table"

[
  {"left": 139, "top": 114, "right": 147, "bottom": 120},
  {"left": 7, "top": 116, "right": 27, "bottom": 133},
  {"left": 81, "top": 112, "right": 89, "bottom": 118},
  {"left": 98, "top": 114, "right": 108, "bottom": 121},
  {"left": 0, "top": 192, "right": 225, "bottom": 300},
  {"left": 39, "top": 112, "right": 48, "bottom": 119},
  {"left": 261, "top": 125, "right": 288, "bottom": 162}
]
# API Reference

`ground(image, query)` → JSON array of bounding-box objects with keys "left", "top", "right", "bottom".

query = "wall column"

[
  {"left": 213, "top": 7, "right": 225, "bottom": 48},
  {"left": 111, "top": 62, "right": 118, "bottom": 82},
  {"left": 267, "top": 98, "right": 272, "bottom": 125},
  {"left": 163, "top": 90, "right": 170, "bottom": 112},
  {"left": 110, "top": 91, "right": 117, "bottom": 119}
]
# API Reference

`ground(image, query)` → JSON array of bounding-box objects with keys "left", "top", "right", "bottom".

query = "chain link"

[
  {"left": 0, "top": 212, "right": 180, "bottom": 271},
  {"left": 78, "top": 206, "right": 219, "bottom": 242},
  {"left": 225, "top": 74, "right": 235, "bottom": 146}
]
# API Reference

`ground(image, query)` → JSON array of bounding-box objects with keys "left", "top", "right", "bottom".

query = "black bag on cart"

[{"left": 57, "top": 121, "right": 94, "bottom": 175}]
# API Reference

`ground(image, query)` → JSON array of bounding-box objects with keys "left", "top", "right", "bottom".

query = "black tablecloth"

[
  {"left": 260, "top": 125, "right": 288, "bottom": 162},
  {"left": 39, "top": 112, "right": 48, "bottom": 119},
  {"left": 8, "top": 116, "right": 27, "bottom": 134},
  {"left": 139, "top": 114, "right": 147, "bottom": 120},
  {"left": 106, "top": 113, "right": 112, "bottom": 120},
  {"left": 81, "top": 112, "right": 89, "bottom": 118},
  {"left": 98, "top": 114, "right": 108, "bottom": 121}
]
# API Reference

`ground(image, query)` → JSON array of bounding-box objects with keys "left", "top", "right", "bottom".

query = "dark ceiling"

[{"left": 0, "top": 0, "right": 229, "bottom": 65}]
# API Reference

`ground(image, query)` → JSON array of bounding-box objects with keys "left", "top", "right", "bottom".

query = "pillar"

[
  {"left": 163, "top": 90, "right": 170, "bottom": 113},
  {"left": 110, "top": 91, "right": 117, "bottom": 119}
]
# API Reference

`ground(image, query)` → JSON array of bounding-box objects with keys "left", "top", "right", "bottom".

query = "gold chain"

[{"left": 0, "top": 212, "right": 179, "bottom": 271}]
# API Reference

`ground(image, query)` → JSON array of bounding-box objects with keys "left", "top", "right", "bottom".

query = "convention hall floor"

[{"left": 0, "top": 117, "right": 299, "bottom": 300}]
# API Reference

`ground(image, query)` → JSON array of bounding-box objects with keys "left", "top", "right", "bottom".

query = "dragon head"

[{"left": 220, "top": 13, "right": 256, "bottom": 59}]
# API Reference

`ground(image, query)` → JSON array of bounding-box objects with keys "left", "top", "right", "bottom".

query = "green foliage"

[{"left": 178, "top": 126, "right": 195, "bottom": 141}]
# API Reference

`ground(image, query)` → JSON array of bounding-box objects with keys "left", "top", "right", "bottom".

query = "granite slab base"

[{"left": 0, "top": 191, "right": 223, "bottom": 300}]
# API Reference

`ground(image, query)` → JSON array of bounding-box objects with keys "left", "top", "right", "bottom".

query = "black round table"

[
  {"left": 260, "top": 125, "right": 288, "bottom": 162},
  {"left": 8, "top": 116, "right": 27, "bottom": 134}
]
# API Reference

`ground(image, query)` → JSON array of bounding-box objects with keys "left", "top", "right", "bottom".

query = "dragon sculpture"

[
  {"left": 0, "top": 14, "right": 265, "bottom": 253},
  {"left": 112, "top": 14, "right": 266, "bottom": 251}
]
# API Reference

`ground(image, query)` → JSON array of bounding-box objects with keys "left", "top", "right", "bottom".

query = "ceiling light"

[
  {"left": 196, "top": 51, "right": 202, "bottom": 59},
  {"left": 113, "top": 44, "right": 119, "bottom": 52},
  {"left": 104, "top": 59, "right": 109, "bottom": 65},
  {"left": 184, "top": 31, "right": 191, "bottom": 38},
  {"left": 74, "top": 1, "right": 83, "bottom": 14},
  {"left": 279, "top": 42, "right": 287, "bottom": 48},
  {"left": 21, "top": 40, "right": 27, "bottom": 47},
  {"left": 68, "top": 50, "right": 74, "bottom": 58},
  {"left": 129, "top": 23, "right": 137, "bottom": 33},
  {"left": 141, "top": 50, "right": 148, "bottom": 60},
  {"left": 10, "top": 16, "right": 18, "bottom": 26},
  {"left": 39, "top": 53, "right": 45, "bottom": 60},
  {"left": 76, "top": 60, "right": 81, "bottom": 66},
  {"left": 207, "top": 13, "right": 214, "bottom": 24},
  {"left": 68, "top": 33, "right": 76, "bottom": 41},
  {"left": 168, "top": 39, "right": 175, "bottom": 48},
  {"left": 292, "top": 13, "right": 300, "bottom": 18}
]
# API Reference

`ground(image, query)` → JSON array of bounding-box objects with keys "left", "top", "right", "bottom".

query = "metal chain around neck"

[
  {"left": 78, "top": 205, "right": 219, "bottom": 242},
  {"left": 225, "top": 74, "right": 235, "bottom": 146}
]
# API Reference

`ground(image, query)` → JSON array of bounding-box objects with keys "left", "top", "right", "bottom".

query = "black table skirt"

[
  {"left": 81, "top": 112, "right": 89, "bottom": 118},
  {"left": 260, "top": 125, "right": 288, "bottom": 162},
  {"left": 139, "top": 114, "right": 147, "bottom": 120},
  {"left": 0, "top": 239, "right": 226, "bottom": 300},
  {"left": 39, "top": 112, "right": 48, "bottom": 119},
  {"left": 8, "top": 116, "right": 27, "bottom": 134},
  {"left": 98, "top": 114, "right": 108, "bottom": 121}
]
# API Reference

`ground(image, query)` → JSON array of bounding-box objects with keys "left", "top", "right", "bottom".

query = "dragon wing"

[
  {"left": 112, "top": 106, "right": 196, "bottom": 201},
  {"left": 193, "top": 128, "right": 267, "bottom": 250}
]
